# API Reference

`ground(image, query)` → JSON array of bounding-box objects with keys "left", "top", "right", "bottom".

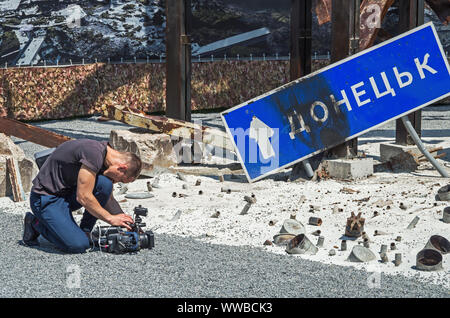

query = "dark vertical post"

[
  {"left": 166, "top": 0, "right": 192, "bottom": 121},
  {"left": 290, "top": 0, "right": 312, "bottom": 80},
  {"left": 289, "top": 0, "right": 313, "bottom": 178},
  {"left": 395, "top": 0, "right": 424, "bottom": 145},
  {"left": 330, "top": 0, "right": 361, "bottom": 158}
]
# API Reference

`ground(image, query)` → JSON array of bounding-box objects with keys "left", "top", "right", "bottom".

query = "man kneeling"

[{"left": 23, "top": 139, "right": 142, "bottom": 253}]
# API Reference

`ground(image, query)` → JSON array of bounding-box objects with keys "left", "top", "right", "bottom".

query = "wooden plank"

[
  {"left": 103, "top": 105, "right": 235, "bottom": 152},
  {"left": 0, "top": 117, "right": 72, "bottom": 148},
  {"left": 6, "top": 157, "right": 25, "bottom": 202}
]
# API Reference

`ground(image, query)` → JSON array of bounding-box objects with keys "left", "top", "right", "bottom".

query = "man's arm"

[{"left": 77, "top": 165, "right": 133, "bottom": 230}]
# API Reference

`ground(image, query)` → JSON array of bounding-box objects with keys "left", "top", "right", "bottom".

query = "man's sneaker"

[{"left": 22, "top": 212, "right": 40, "bottom": 246}]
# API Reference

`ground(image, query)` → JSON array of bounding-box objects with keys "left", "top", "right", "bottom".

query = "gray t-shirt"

[{"left": 31, "top": 139, "right": 109, "bottom": 196}]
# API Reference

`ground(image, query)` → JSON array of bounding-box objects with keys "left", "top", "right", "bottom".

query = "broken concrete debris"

[
  {"left": 124, "top": 192, "right": 155, "bottom": 199},
  {"left": 152, "top": 177, "right": 161, "bottom": 189},
  {"left": 6, "top": 157, "right": 25, "bottom": 202},
  {"left": 177, "top": 172, "right": 187, "bottom": 182},
  {"left": 373, "top": 199, "right": 393, "bottom": 208},
  {"left": 170, "top": 210, "right": 182, "bottom": 222},
  {"left": 347, "top": 245, "right": 376, "bottom": 263},
  {"left": 109, "top": 129, "right": 176, "bottom": 176},
  {"left": 0, "top": 133, "right": 39, "bottom": 198}
]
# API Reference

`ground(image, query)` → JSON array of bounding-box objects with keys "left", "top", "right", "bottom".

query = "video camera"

[{"left": 91, "top": 205, "right": 155, "bottom": 254}]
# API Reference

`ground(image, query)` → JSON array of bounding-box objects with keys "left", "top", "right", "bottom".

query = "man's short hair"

[{"left": 121, "top": 152, "right": 142, "bottom": 179}]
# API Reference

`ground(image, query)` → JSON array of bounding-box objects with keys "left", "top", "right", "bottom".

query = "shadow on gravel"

[{"left": 17, "top": 240, "right": 66, "bottom": 255}]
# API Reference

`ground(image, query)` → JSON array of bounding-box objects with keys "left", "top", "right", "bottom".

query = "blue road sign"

[{"left": 221, "top": 22, "right": 450, "bottom": 182}]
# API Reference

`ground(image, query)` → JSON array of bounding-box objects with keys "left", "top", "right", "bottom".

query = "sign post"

[{"left": 221, "top": 23, "right": 450, "bottom": 182}]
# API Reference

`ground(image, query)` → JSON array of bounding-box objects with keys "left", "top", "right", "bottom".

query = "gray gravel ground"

[{"left": 0, "top": 212, "right": 448, "bottom": 298}]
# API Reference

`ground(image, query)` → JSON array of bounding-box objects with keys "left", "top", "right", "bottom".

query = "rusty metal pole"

[
  {"left": 330, "top": 0, "right": 361, "bottom": 158},
  {"left": 165, "top": 0, "right": 192, "bottom": 122},
  {"left": 395, "top": 0, "right": 424, "bottom": 145}
]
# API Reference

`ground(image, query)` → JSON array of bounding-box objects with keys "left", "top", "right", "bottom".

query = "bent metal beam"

[
  {"left": 102, "top": 105, "right": 235, "bottom": 152},
  {"left": 0, "top": 117, "right": 72, "bottom": 148}
]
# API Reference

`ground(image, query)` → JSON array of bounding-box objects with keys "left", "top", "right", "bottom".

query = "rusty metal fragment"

[
  {"left": 103, "top": 105, "right": 234, "bottom": 152},
  {"left": 0, "top": 117, "right": 71, "bottom": 148},
  {"left": 315, "top": 0, "right": 332, "bottom": 25},
  {"left": 345, "top": 212, "right": 365, "bottom": 237},
  {"left": 359, "top": 0, "right": 395, "bottom": 50},
  {"left": 416, "top": 249, "right": 443, "bottom": 271},
  {"left": 315, "top": 0, "right": 394, "bottom": 50}
]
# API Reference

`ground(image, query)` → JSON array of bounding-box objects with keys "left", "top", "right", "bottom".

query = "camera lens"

[{"left": 139, "top": 231, "right": 154, "bottom": 249}]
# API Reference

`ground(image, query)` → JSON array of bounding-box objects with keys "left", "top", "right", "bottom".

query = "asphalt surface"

[{"left": 0, "top": 212, "right": 448, "bottom": 298}]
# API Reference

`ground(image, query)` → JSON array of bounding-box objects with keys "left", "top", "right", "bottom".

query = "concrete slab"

[
  {"left": 323, "top": 158, "right": 373, "bottom": 180},
  {"left": 109, "top": 129, "right": 179, "bottom": 176},
  {"left": 379, "top": 143, "right": 438, "bottom": 163}
]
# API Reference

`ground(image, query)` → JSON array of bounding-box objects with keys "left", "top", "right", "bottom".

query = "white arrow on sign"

[{"left": 249, "top": 116, "right": 275, "bottom": 160}]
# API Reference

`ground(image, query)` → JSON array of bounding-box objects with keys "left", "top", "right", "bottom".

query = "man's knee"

[{"left": 65, "top": 236, "right": 90, "bottom": 254}]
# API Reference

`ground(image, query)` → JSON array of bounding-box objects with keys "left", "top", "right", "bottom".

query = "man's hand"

[{"left": 108, "top": 213, "right": 134, "bottom": 231}]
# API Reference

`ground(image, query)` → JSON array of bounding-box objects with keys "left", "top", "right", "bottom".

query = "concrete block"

[
  {"left": 109, "top": 129, "right": 178, "bottom": 176},
  {"left": 323, "top": 158, "right": 373, "bottom": 180},
  {"left": 379, "top": 143, "right": 438, "bottom": 163},
  {"left": 0, "top": 133, "right": 39, "bottom": 197}
]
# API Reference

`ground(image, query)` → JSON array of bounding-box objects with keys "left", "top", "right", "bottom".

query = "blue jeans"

[{"left": 29, "top": 175, "right": 113, "bottom": 253}]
